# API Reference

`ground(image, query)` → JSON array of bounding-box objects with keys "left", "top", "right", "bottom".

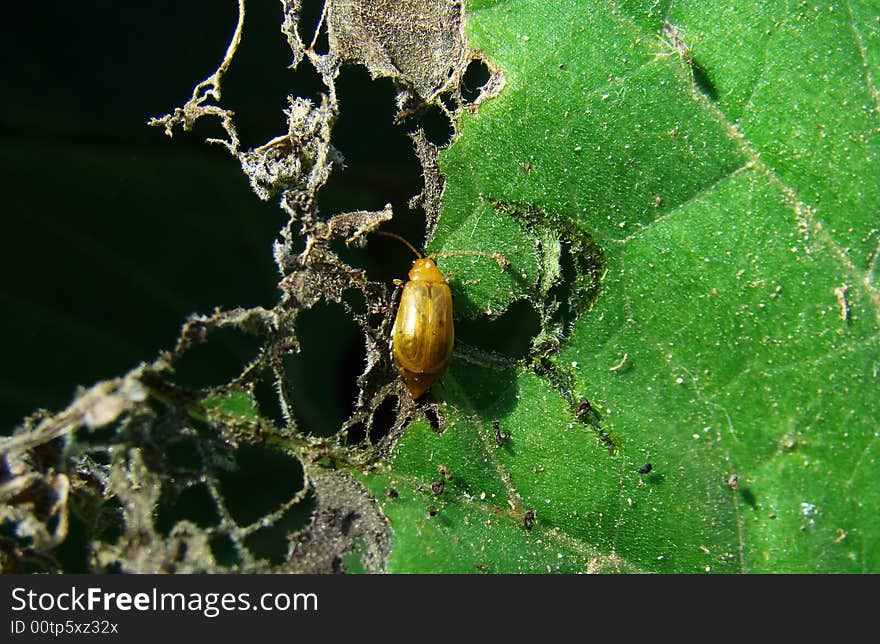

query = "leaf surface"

[{"left": 369, "top": 0, "right": 880, "bottom": 573}]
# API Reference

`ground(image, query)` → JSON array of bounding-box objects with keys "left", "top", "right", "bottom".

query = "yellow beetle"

[{"left": 378, "top": 232, "right": 507, "bottom": 399}]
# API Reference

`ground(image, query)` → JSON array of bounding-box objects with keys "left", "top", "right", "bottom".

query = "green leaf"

[
  {"left": 202, "top": 391, "right": 259, "bottom": 419},
  {"left": 367, "top": 0, "right": 880, "bottom": 572}
]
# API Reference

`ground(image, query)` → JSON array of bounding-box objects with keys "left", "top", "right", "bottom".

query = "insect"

[
  {"left": 492, "top": 418, "right": 505, "bottom": 446},
  {"left": 377, "top": 231, "right": 508, "bottom": 399}
]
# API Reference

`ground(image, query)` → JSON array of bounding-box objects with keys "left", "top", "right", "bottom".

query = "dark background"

[{"left": 0, "top": 0, "right": 428, "bottom": 432}]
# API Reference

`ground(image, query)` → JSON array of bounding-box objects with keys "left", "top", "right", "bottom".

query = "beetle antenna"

[
  {"left": 376, "top": 231, "right": 423, "bottom": 259},
  {"left": 429, "top": 249, "right": 510, "bottom": 271}
]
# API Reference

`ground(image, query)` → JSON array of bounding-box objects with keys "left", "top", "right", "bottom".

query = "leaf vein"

[{"left": 844, "top": 0, "right": 880, "bottom": 116}]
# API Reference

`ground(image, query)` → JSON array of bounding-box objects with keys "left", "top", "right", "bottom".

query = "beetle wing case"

[{"left": 392, "top": 279, "right": 454, "bottom": 398}]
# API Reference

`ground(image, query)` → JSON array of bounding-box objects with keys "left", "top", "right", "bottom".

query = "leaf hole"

[
  {"left": 156, "top": 483, "right": 221, "bottom": 535},
  {"left": 553, "top": 235, "right": 605, "bottom": 333},
  {"left": 369, "top": 394, "right": 399, "bottom": 444},
  {"left": 221, "top": 0, "right": 326, "bottom": 148},
  {"left": 343, "top": 420, "right": 367, "bottom": 446},
  {"left": 455, "top": 299, "right": 540, "bottom": 360},
  {"left": 461, "top": 58, "right": 491, "bottom": 104},
  {"left": 209, "top": 532, "right": 242, "bottom": 568},
  {"left": 424, "top": 405, "right": 442, "bottom": 433},
  {"left": 51, "top": 511, "right": 90, "bottom": 573},
  {"left": 216, "top": 445, "right": 305, "bottom": 527},
  {"left": 252, "top": 367, "right": 286, "bottom": 427},
  {"left": 341, "top": 287, "right": 368, "bottom": 316},
  {"left": 489, "top": 200, "right": 605, "bottom": 344},
  {"left": 321, "top": 68, "right": 423, "bottom": 213},
  {"left": 171, "top": 325, "right": 263, "bottom": 390},
  {"left": 417, "top": 103, "right": 454, "bottom": 147},
  {"left": 243, "top": 488, "right": 316, "bottom": 565},
  {"left": 165, "top": 437, "right": 203, "bottom": 472},
  {"left": 438, "top": 90, "right": 459, "bottom": 113},
  {"left": 298, "top": 0, "right": 330, "bottom": 56},
  {"left": 283, "top": 301, "right": 364, "bottom": 437}
]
